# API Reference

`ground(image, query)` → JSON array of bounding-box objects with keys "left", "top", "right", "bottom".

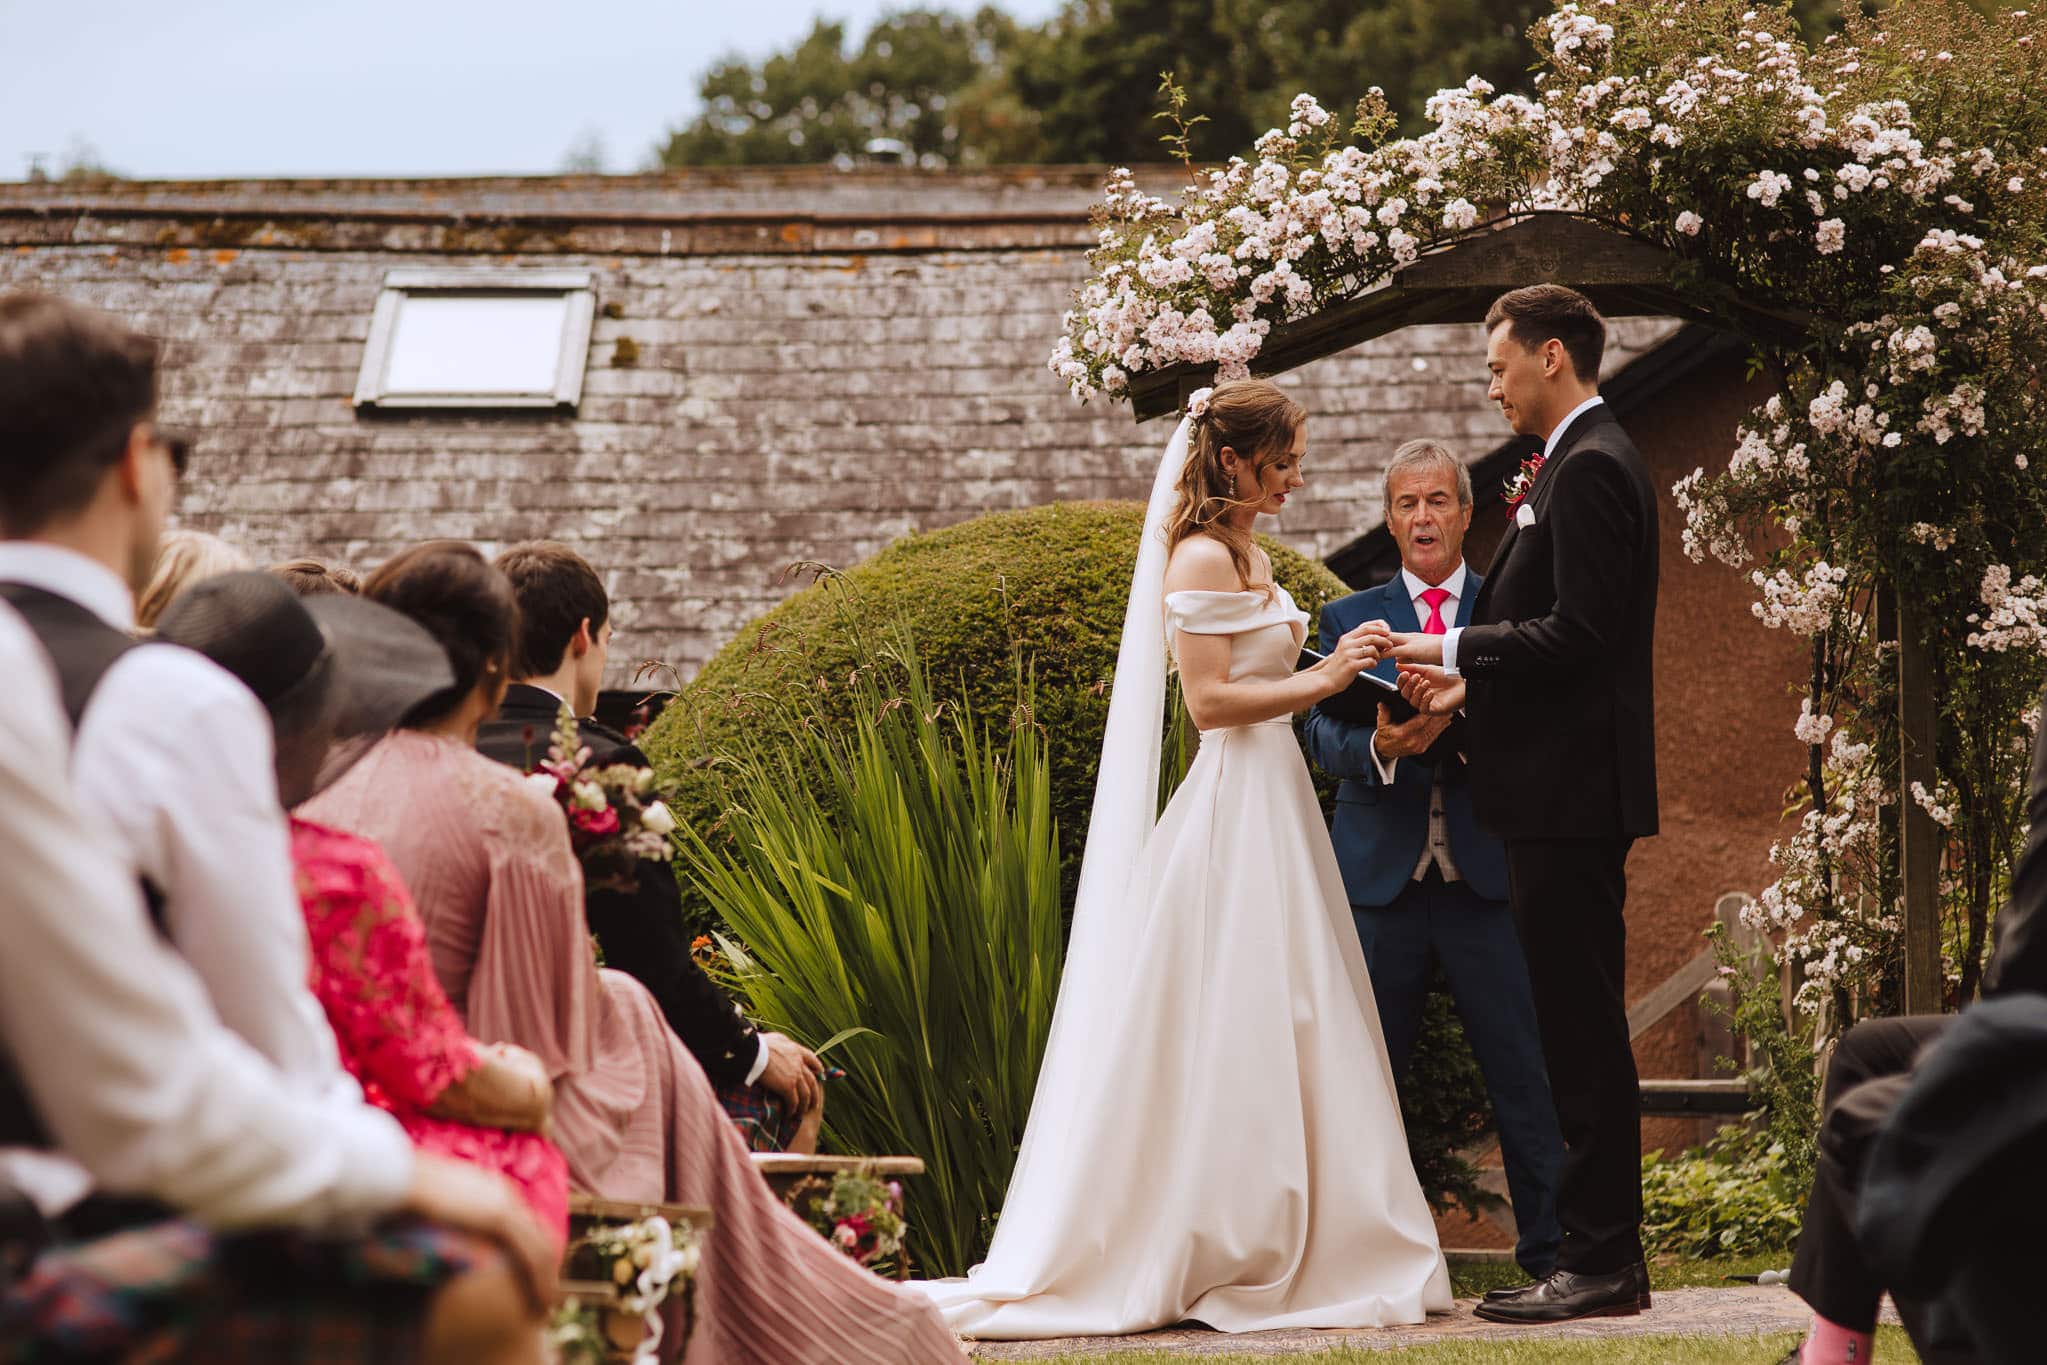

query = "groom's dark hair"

[
  {"left": 1485, "top": 284, "right": 1606, "bottom": 383},
  {"left": 495, "top": 540, "right": 610, "bottom": 679}
]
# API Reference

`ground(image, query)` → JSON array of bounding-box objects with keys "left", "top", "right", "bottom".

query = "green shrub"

[
  {"left": 648, "top": 501, "right": 1495, "bottom": 1218},
  {"left": 642, "top": 501, "right": 1349, "bottom": 906},
  {"left": 674, "top": 625, "right": 1062, "bottom": 1276},
  {"left": 1640, "top": 1125, "right": 1804, "bottom": 1260}
]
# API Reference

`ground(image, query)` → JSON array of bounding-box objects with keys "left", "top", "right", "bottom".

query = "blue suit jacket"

[{"left": 1300, "top": 574, "right": 1510, "bottom": 908}]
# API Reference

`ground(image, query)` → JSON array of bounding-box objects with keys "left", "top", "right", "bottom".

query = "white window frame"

[{"left": 353, "top": 268, "right": 597, "bottom": 410}]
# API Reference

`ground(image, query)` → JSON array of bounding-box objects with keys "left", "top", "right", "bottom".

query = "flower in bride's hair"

[{"left": 1186, "top": 386, "right": 1214, "bottom": 419}]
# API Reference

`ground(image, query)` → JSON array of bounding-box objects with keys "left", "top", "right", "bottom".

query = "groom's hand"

[
  {"left": 1387, "top": 631, "right": 1445, "bottom": 666},
  {"left": 1396, "top": 663, "right": 1467, "bottom": 717},
  {"left": 1373, "top": 704, "right": 1452, "bottom": 759}
]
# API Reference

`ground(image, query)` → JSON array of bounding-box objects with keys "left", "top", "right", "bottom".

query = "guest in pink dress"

[
  {"left": 292, "top": 816, "right": 571, "bottom": 1250},
  {"left": 303, "top": 542, "right": 961, "bottom": 1365},
  {"left": 154, "top": 570, "right": 572, "bottom": 1253}
]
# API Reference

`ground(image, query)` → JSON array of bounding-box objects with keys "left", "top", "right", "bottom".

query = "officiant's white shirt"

[
  {"left": 1440, "top": 394, "right": 1604, "bottom": 677},
  {"left": 1371, "top": 561, "right": 1468, "bottom": 788},
  {"left": 1371, "top": 562, "right": 1470, "bottom": 883}
]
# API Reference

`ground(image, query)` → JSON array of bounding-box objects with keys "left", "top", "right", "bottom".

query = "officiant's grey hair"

[{"left": 1381, "top": 440, "right": 1472, "bottom": 518}]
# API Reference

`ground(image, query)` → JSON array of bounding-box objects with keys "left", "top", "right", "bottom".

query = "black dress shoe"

[
  {"left": 1485, "top": 1260, "right": 1648, "bottom": 1309},
  {"left": 1472, "top": 1266, "right": 1644, "bottom": 1323}
]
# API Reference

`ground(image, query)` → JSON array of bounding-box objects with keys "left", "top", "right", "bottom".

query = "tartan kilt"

[
  {"left": 715, "top": 1082, "right": 801, "bottom": 1154},
  {"left": 1, "top": 1217, "right": 488, "bottom": 1363}
]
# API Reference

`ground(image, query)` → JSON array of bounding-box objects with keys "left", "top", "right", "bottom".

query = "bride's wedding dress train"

[{"left": 913, "top": 577, "right": 1452, "bottom": 1338}]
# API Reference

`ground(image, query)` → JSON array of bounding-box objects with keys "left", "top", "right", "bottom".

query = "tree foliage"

[
  {"left": 655, "top": 0, "right": 2023, "bottom": 168},
  {"left": 655, "top": 8, "right": 1031, "bottom": 168}
]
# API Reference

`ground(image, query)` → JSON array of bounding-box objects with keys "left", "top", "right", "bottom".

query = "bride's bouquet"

[{"left": 525, "top": 704, "right": 678, "bottom": 894}]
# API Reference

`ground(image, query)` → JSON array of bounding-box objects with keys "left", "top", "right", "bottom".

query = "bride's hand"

[{"left": 1314, "top": 622, "right": 1387, "bottom": 695}]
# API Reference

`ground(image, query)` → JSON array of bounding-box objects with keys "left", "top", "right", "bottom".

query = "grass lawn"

[
  {"left": 1021, "top": 1256, "right": 1925, "bottom": 1363},
  {"left": 1032, "top": 1326, "right": 1919, "bottom": 1363},
  {"left": 1449, "top": 1251, "right": 1794, "bottom": 1298}
]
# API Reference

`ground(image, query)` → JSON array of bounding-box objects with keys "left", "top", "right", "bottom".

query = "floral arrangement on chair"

[
  {"left": 525, "top": 705, "right": 679, "bottom": 895},
  {"left": 786, "top": 1169, "right": 909, "bottom": 1279},
  {"left": 551, "top": 1212, "right": 704, "bottom": 1364}
]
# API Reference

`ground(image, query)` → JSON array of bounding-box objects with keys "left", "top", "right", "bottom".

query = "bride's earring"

[{"left": 1228, "top": 474, "right": 1238, "bottom": 497}]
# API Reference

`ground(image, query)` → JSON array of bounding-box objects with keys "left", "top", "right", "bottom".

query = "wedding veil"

[
  {"left": 989, "top": 415, "right": 1190, "bottom": 1207},
  {"left": 1056, "top": 413, "right": 1189, "bottom": 1001}
]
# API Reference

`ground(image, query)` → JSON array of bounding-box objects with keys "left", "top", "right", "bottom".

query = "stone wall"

[{"left": 0, "top": 169, "right": 1673, "bottom": 686}]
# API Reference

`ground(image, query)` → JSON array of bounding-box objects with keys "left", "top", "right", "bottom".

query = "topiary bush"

[
  {"left": 645, "top": 499, "right": 1495, "bottom": 1215},
  {"left": 643, "top": 501, "right": 1349, "bottom": 904}
]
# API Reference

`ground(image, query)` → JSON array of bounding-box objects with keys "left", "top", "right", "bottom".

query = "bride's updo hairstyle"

[{"left": 1162, "top": 378, "right": 1305, "bottom": 591}]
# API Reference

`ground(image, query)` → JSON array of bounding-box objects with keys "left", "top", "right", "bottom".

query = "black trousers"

[
  {"left": 1788, "top": 1014, "right": 1953, "bottom": 1332},
  {"left": 1503, "top": 836, "right": 1641, "bottom": 1275}
]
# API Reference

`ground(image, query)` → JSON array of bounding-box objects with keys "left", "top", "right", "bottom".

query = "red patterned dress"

[{"left": 289, "top": 817, "right": 570, "bottom": 1249}]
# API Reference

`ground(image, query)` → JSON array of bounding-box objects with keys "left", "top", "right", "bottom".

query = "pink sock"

[{"left": 1801, "top": 1313, "right": 1875, "bottom": 1364}]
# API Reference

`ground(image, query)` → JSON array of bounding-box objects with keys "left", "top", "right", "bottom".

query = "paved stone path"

[{"left": 964, "top": 1286, "right": 1893, "bottom": 1357}]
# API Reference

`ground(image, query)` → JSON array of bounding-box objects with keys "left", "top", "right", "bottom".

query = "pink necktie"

[{"left": 1420, "top": 587, "right": 1452, "bottom": 635}]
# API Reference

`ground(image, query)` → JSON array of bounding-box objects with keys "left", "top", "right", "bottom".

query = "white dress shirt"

[
  {"left": 518, "top": 681, "right": 770, "bottom": 1087},
  {"left": 0, "top": 600, "right": 413, "bottom": 1227},
  {"left": 1370, "top": 563, "right": 1468, "bottom": 883},
  {"left": 1442, "top": 394, "right": 1605, "bottom": 678},
  {"left": 0, "top": 544, "right": 359, "bottom": 1107}
]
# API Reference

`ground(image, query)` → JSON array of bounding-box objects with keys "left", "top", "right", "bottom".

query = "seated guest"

[
  {"left": 136, "top": 525, "right": 249, "bottom": 628},
  {"left": 0, "top": 593, "right": 554, "bottom": 1363},
  {"left": 156, "top": 572, "right": 571, "bottom": 1249},
  {"left": 1778, "top": 684, "right": 2047, "bottom": 1364},
  {"left": 304, "top": 542, "right": 962, "bottom": 1365},
  {"left": 0, "top": 292, "right": 377, "bottom": 1196},
  {"left": 479, "top": 540, "right": 824, "bottom": 1150},
  {"left": 1301, "top": 440, "right": 1563, "bottom": 1282},
  {"left": 273, "top": 555, "right": 362, "bottom": 597}
]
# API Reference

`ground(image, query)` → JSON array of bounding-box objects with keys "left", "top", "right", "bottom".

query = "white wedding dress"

[{"left": 913, "top": 418, "right": 1452, "bottom": 1339}]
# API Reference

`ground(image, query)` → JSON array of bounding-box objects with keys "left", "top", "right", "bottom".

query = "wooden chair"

[
  {"left": 563, "top": 1195, "right": 714, "bottom": 1360},
  {"left": 750, "top": 1154, "right": 925, "bottom": 1279}
]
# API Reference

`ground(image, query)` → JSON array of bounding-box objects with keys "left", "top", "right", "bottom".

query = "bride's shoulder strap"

[{"left": 1165, "top": 587, "right": 1305, "bottom": 636}]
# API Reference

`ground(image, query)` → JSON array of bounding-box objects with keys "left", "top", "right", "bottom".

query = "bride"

[{"left": 913, "top": 379, "right": 1453, "bottom": 1338}]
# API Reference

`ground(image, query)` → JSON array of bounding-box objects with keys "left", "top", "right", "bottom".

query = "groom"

[
  {"left": 1301, "top": 438, "right": 1563, "bottom": 1282},
  {"left": 1391, "top": 284, "right": 1660, "bottom": 1324}
]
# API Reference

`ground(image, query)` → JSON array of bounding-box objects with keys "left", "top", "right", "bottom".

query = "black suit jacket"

[
  {"left": 1458, "top": 403, "right": 1660, "bottom": 841},
  {"left": 477, "top": 683, "right": 761, "bottom": 1088}
]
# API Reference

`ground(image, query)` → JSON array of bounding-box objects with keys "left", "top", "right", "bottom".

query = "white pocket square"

[{"left": 1515, "top": 502, "right": 1536, "bottom": 529}]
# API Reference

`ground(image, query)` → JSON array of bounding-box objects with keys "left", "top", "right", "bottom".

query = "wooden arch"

[{"left": 1124, "top": 211, "right": 1941, "bottom": 1013}]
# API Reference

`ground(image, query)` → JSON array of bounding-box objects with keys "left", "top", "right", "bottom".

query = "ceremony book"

[{"left": 1297, "top": 645, "right": 1416, "bottom": 725}]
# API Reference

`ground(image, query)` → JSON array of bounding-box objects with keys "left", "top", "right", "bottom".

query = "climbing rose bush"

[{"left": 1054, "top": 0, "right": 2047, "bottom": 1114}]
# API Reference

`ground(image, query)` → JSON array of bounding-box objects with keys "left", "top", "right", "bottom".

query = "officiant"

[{"left": 1303, "top": 439, "right": 1563, "bottom": 1278}]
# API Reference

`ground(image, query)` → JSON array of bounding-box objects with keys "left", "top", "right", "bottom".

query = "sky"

[{"left": 2, "top": 0, "right": 1064, "bottom": 181}]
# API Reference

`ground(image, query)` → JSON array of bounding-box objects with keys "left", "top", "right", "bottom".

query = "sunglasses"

[{"left": 158, "top": 430, "right": 191, "bottom": 478}]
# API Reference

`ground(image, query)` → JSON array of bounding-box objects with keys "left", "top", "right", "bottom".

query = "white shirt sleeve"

[
  {"left": 1441, "top": 625, "right": 1463, "bottom": 678},
  {"left": 72, "top": 648, "right": 358, "bottom": 1105},
  {"left": 744, "top": 1034, "right": 771, "bottom": 1087},
  {"left": 1368, "top": 730, "right": 1399, "bottom": 786},
  {"left": 0, "top": 608, "right": 413, "bottom": 1229}
]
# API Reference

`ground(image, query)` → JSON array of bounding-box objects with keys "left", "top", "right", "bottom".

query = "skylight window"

[{"left": 354, "top": 269, "right": 596, "bottom": 410}]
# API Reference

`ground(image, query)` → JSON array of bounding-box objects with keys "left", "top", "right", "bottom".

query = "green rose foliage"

[{"left": 645, "top": 500, "right": 1496, "bottom": 1215}]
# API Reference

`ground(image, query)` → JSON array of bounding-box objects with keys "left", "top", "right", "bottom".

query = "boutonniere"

[{"left": 1503, "top": 452, "right": 1546, "bottom": 510}]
